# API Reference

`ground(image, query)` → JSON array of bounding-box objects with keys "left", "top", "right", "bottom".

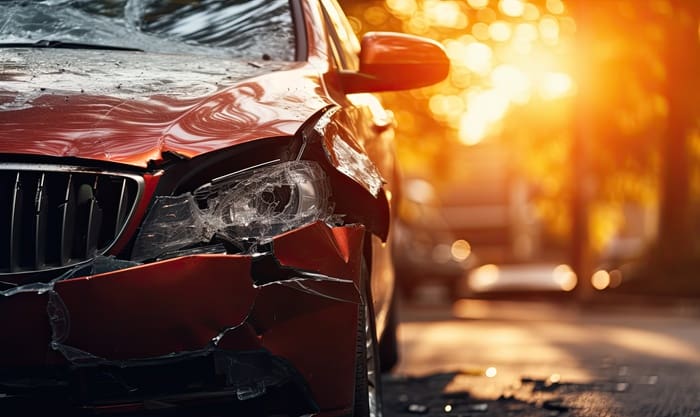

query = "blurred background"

[{"left": 338, "top": 0, "right": 700, "bottom": 303}]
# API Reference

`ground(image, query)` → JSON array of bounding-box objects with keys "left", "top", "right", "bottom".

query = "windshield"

[{"left": 0, "top": 0, "right": 295, "bottom": 60}]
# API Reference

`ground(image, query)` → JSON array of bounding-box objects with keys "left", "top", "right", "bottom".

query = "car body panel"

[
  {"left": 0, "top": 49, "right": 331, "bottom": 167},
  {"left": 0, "top": 221, "right": 364, "bottom": 414}
]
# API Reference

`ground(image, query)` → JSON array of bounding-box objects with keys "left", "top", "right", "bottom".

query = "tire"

[
  {"left": 353, "top": 261, "right": 383, "bottom": 417},
  {"left": 379, "top": 290, "right": 398, "bottom": 373}
]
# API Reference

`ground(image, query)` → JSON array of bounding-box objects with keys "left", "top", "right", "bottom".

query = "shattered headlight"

[{"left": 131, "top": 160, "right": 332, "bottom": 261}]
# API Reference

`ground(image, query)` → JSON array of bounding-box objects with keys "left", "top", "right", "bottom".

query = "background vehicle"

[
  {"left": 393, "top": 178, "right": 477, "bottom": 300},
  {"left": 0, "top": 1, "right": 449, "bottom": 415}
]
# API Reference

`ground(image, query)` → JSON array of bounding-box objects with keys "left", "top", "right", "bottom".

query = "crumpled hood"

[{"left": 0, "top": 49, "right": 330, "bottom": 167}]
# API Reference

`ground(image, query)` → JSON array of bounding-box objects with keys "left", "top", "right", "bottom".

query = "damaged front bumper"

[{"left": 0, "top": 221, "right": 365, "bottom": 416}]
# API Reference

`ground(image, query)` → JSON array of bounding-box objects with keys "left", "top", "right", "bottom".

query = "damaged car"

[{"left": 0, "top": 0, "right": 449, "bottom": 416}]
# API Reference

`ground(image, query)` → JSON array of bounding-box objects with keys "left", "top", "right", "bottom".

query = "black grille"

[{"left": 0, "top": 165, "right": 142, "bottom": 275}]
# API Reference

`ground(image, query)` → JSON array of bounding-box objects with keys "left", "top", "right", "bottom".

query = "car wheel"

[
  {"left": 353, "top": 262, "right": 383, "bottom": 417},
  {"left": 379, "top": 290, "right": 399, "bottom": 372}
]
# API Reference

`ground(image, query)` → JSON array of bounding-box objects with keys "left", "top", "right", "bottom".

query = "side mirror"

[{"left": 340, "top": 32, "right": 450, "bottom": 94}]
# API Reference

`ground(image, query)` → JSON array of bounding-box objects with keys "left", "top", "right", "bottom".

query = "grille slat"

[
  {"left": 115, "top": 178, "right": 129, "bottom": 236},
  {"left": 32, "top": 173, "right": 48, "bottom": 269},
  {"left": 83, "top": 176, "right": 103, "bottom": 259},
  {"left": 9, "top": 172, "right": 22, "bottom": 273},
  {"left": 59, "top": 174, "right": 76, "bottom": 267},
  {"left": 1, "top": 165, "right": 142, "bottom": 277}
]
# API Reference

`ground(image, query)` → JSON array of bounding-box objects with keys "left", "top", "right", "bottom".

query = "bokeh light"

[
  {"left": 425, "top": 0, "right": 468, "bottom": 29},
  {"left": 500, "top": 0, "right": 525, "bottom": 17},
  {"left": 546, "top": 0, "right": 565, "bottom": 14},
  {"left": 451, "top": 240, "right": 472, "bottom": 261},
  {"left": 489, "top": 20, "right": 512, "bottom": 42},
  {"left": 539, "top": 15, "right": 560, "bottom": 44},
  {"left": 592, "top": 270, "right": 612, "bottom": 291},
  {"left": 553, "top": 264, "right": 577, "bottom": 291},
  {"left": 385, "top": 0, "right": 417, "bottom": 17},
  {"left": 467, "top": 0, "right": 489, "bottom": 9}
]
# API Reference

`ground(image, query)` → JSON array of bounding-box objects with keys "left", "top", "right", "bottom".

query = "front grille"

[{"left": 0, "top": 164, "right": 143, "bottom": 275}]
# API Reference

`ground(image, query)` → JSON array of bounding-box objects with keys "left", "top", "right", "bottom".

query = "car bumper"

[{"left": 0, "top": 221, "right": 365, "bottom": 416}]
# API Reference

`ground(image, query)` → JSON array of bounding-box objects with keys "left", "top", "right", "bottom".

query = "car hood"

[{"left": 0, "top": 49, "right": 330, "bottom": 168}]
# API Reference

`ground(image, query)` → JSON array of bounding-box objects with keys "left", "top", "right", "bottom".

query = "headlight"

[{"left": 131, "top": 160, "right": 332, "bottom": 261}]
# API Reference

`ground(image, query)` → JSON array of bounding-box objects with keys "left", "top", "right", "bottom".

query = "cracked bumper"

[{"left": 0, "top": 222, "right": 365, "bottom": 415}]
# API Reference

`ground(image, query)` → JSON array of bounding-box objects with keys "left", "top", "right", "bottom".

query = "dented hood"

[{"left": 0, "top": 49, "right": 331, "bottom": 167}]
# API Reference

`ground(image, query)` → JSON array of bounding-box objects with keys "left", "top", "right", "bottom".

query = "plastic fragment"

[
  {"left": 59, "top": 256, "right": 141, "bottom": 279},
  {"left": 51, "top": 342, "right": 103, "bottom": 364},
  {"left": 467, "top": 403, "right": 489, "bottom": 412},
  {"left": 237, "top": 381, "right": 267, "bottom": 401},
  {"left": 47, "top": 290, "right": 70, "bottom": 344},
  {"left": 313, "top": 107, "right": 339, "bottom": 135},
  {"left": 407, "top": 403, "right": 429, "bottom": 414},
  {"left": 328, "top": 135, "right": 384, "bottom": 197}
]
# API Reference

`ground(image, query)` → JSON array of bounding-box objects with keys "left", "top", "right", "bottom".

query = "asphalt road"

[{"left": 383, "top": 296, "right": 700, "bottom": 417}]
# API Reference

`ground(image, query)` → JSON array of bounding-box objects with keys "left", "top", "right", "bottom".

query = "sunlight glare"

[{"left": 540, "top": 72, "right": 573, "bottom": 99}]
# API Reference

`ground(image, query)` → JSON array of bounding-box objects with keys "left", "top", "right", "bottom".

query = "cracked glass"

[
  {"left": 131, "top": 160, "right": 334, "bottom": 261},
  {"left": 0, "top": 0, "right": 295, "bottom": 60}
]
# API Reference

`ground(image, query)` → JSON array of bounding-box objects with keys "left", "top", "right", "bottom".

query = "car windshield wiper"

[{"left": 0, "top": 39, "right": 143, "bottom": 52}]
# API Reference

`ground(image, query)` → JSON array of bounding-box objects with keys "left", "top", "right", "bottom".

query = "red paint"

[
  {"left": 0, "top": 66, "right": 331, "bottom": 167},
  {"left": 273, "top": 222, "right": 365, "bottom": 282},
  {"left": 0, "top": 292, "right": 54, "bottom": 366},
  {"left": 0, "top": 224, "right": 365, "bottom": 411},
  {"left": 55, "top": 255, "right": 256, "bottom": 359}
]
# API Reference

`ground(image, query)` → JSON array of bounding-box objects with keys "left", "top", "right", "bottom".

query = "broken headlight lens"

[{"left": 131, "top": 160, "right": 332, "bottom": 261}]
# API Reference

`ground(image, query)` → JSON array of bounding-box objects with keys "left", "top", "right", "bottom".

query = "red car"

[{"left": 0, "top": 0, "right": 448, "bottom": 415}]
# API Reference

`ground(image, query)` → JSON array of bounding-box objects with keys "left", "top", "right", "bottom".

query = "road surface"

[{"left": 383, "top": 298, "right": 700, "bottom": 417}]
